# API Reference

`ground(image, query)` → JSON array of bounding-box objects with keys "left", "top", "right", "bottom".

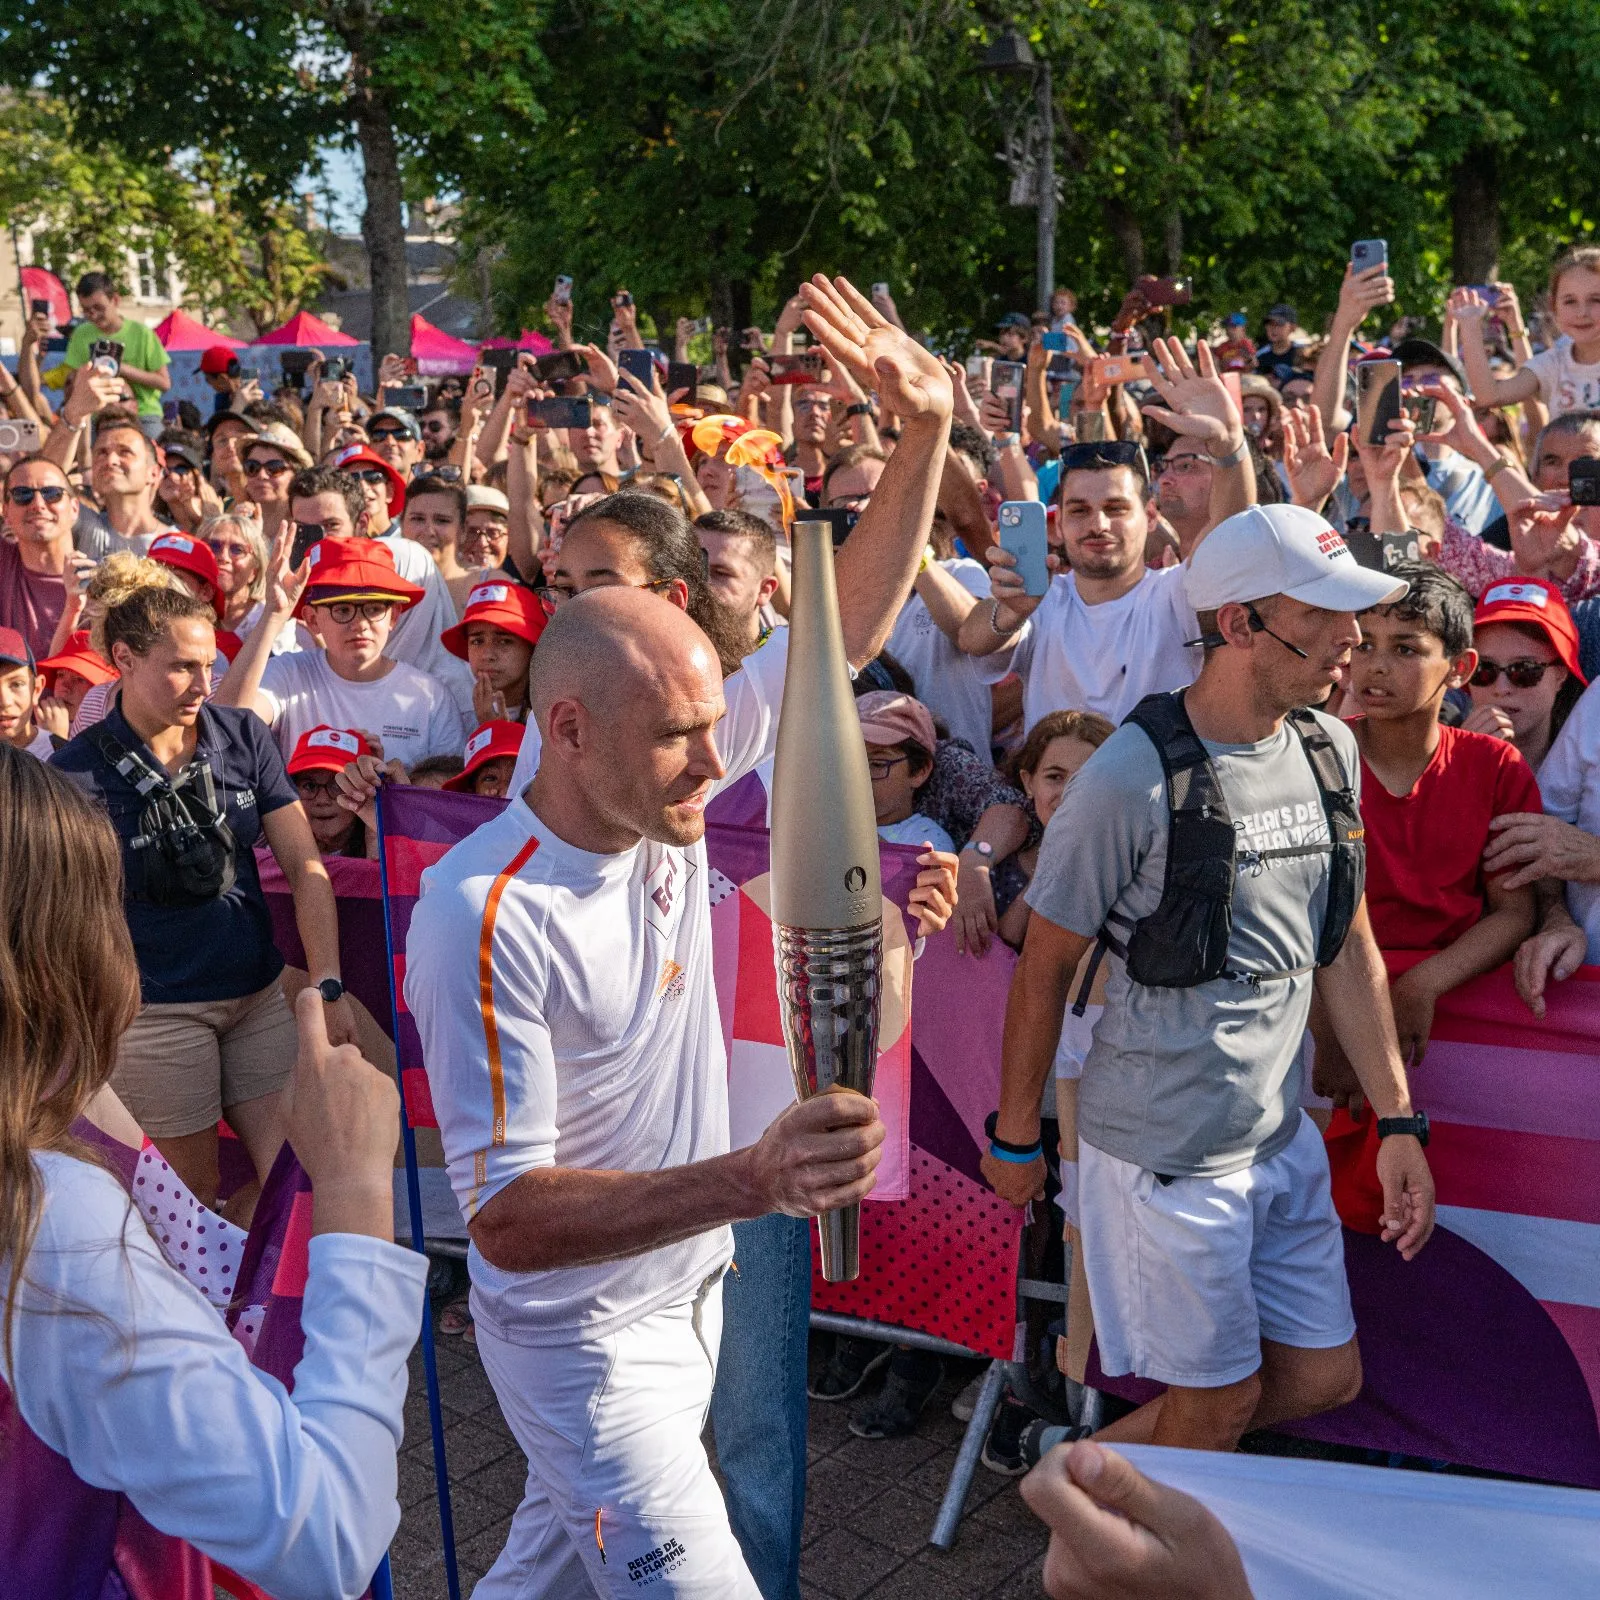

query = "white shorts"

[
  {"left": 1078, "top": 1111, "right": 1355, "bottom": 1389},
  {"left": 473, "top": 1273, "right": 759, "bottom": 1598}
]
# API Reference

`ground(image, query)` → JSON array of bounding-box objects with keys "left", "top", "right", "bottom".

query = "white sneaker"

[{"left": 950, "top": 1371, "right": 987, "bottom": 1423}]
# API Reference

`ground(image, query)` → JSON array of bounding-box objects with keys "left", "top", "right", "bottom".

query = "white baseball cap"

[{"left": 1185, "top": 503, "right": 1408, "bottom": 614}]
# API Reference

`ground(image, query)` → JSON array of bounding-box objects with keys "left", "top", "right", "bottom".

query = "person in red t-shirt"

[{"left": 1313, "top": 562, "right": 1539, "bottom": 1227}]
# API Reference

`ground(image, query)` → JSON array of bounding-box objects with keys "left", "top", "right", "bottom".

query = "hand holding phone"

[
  {"left": 998, "top": 501, "right": 1051, "bottom": 597},
  {"left": 990, "top": 360, "right": 1025, "bottom": 431},
  {"left": 553, "top": 274, "right": 573, "bottom": 305}
]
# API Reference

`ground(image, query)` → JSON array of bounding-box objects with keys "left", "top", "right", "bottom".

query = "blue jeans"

[{"left": 711, "top": 1212, "right": 812, "bottom": 1600}]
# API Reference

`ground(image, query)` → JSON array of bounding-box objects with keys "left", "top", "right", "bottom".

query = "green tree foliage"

[
  {"left": 2, "top": 0, "right": 1597, "bottom": 346},
  {"left": 0, "top": 92, "right": 329, "bottom": 332}
]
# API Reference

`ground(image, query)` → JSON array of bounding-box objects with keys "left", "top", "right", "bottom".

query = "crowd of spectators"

[{"left": 5, "top": 251, "right": 1600, "bottom": 1594}]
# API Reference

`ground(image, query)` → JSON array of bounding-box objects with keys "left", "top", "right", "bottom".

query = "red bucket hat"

[
  {"left": 1473, "top": 578, "right": 1587, "bottom": 686},
  {"left": 330, "top": 443, "right": 407, "bottom": 522},
  {"left": 299, "top": 537, "right": 425, "bottom": 619},
  {"left": 37, "top": 630, "right": 117, "bottom": 693},
  {"left": 148, "top": 532, "right": 224, "bottom": 618},
  {"left": 442, "top": 720, "right": 527, "bottom": 791},
  {"left": 286, "top": 724, "right": 381, "bottom": 777},
  {"left": 440, "top": 580, "right": 555, "bottom": 660}
]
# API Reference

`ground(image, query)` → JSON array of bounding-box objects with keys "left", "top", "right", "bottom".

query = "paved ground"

[{"left": 390, "top": 1328, "right": 1051, "bottom": 1598}]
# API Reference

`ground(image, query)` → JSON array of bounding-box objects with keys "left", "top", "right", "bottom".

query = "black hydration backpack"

[
  {"left": 1072, "top": 689, "right": 1364, "bottom": 1013},
  {"left": 89, "top": 727, "right": 238, "bottom": 908}
]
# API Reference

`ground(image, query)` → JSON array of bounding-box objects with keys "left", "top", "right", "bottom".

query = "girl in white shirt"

[{"left": 0, "top": 745, "right": 425, "bottom": 1600}]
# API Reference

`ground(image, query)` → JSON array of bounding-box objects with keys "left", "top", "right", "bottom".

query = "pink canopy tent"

[
  {"left": 253, "top": 309, "right": 359, "bottom": 346},
  {"left": 411, "top": 313, "right": 478, "bottom": 376},
  {"left": 152, "top": 309, "right": 245, "bottom": 352},
  {"left": 480, "top": 328, "right": 554, "bottom": 355}
]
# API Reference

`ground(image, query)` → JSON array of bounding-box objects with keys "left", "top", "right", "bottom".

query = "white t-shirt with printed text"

[
  {"left": 407, "top": 629, "right": 788, "bottom": 1345},
  {"left": 886, "top": 557, "right": 1001, "bottom": 762},
  {"left": 1525, "top": 337, "right": 1600, "bottom": 421},
  {"left": 258, "top": 648, "right": 466, "bottom": 769},
  {"left": 996, "top": 564, "right": 1200, "bottom": 732}
]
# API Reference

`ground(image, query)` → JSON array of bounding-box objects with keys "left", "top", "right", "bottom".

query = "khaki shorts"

[{"left": 113, "top": 980, "right": 296, "bottom": 1139}]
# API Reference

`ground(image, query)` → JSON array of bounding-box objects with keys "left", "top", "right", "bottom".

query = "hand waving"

[
  {"left": 799, "top": 276, "right": 952, "bottom": 427},
  {"left": 1282, "top": 405, "right": 1349, "bottom": 511},
  {"left": 1139, "top": 338, "right": 1241, "bottom": 453}
]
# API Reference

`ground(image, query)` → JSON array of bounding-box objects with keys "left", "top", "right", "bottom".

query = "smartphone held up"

[{"left": 998, "top": 501, "right": 1051, "bottom": 597}]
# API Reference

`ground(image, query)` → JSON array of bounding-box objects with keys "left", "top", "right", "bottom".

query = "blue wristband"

[{"left": 988, "top": 1141, "right": 1042, "bottom": 1165}]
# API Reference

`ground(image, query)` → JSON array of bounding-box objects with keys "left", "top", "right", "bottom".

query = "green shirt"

[{"left": 60, "top": 316, "right": 170, "bottom": 417}]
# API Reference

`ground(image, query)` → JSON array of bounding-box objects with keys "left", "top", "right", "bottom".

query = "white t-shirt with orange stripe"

[{"left": 404, "top": 628, "right": 787, "bottom": 1345}]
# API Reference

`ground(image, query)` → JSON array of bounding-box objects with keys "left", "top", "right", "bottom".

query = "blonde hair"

[
  {"left": 197, "top": 512, "right": 269, "bottom": 604},
  {"left": 0, "top": 747, "right": 140, "bottom": 1367},
  {"left": 85, "top": 553, "right": 185, "bottom": 659}
]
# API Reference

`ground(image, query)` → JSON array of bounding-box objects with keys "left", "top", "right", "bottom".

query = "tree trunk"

[
  {"left": 351, "top": 54, "right": 410, "bottom": 360},
  {"left": 1163, "top": 205, "right": 1183, "bottom": 276},
  {"left": 1451, "top": 146, "right": 1500, "bottom": 287},
  {"left": 1103, "top": 199, "right": 1145, "bottom": 283}
]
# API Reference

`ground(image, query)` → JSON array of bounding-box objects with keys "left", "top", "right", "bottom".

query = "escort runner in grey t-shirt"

[{"left": 1025, "top": 707, "right": 1359, "bottom": 1179}]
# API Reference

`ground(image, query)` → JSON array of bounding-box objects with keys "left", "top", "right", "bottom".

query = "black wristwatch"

[
  {"left": 845, "top": 401, "right": 873, "bottom": 417},
  {"left": 1376, "top": 1111, "right": 1429, "bottom": 1147},
  {"left": 317, "top": 977, "right": 346, "bottom": 1004}
]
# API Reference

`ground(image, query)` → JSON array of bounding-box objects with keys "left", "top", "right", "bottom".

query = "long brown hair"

[{"left": 0, "top": 748, "right": 140, "bottom": 1365}]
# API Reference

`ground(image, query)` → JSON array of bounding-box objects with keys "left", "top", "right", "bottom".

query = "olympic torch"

[{"left": 769, "top": 510, "right": 883, "bottom": 1282}]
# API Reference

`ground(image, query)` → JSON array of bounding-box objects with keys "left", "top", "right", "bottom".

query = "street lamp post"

[
  {"left": 1034, "top": 59, "right": 1055, "bottom": 317},
  {"left": 980, "top": 26, "right": 1056, "bottom": 315}
]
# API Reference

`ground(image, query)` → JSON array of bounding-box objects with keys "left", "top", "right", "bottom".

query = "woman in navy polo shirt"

[{"left": 52, "top": 582, "right": 355, "bottom": 1223}]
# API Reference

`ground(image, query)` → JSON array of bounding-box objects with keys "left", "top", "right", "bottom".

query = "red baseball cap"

[
  {"left": 148, "top": 533, "right": 224, "bottom": 618},
  {"left": 443, "top": 720, "right": 526, "bottom": 791},
  {"left": 199, "top": 346, "right": 239, "bottom": 377},
  {"left": 330, "top": 443, "right": 407, "bottom": 522},
  {"left": 286, "top": 724, "right": 380, "bottom": 777},
  {"left": 0, "top": 626, "right": 32, "bottom": 672},
  {"left": 440, "top": 581, "right": 554, "bottom": 660},
  {"left": 37, "top": 630, "right": 117, "bottom": 692},
  {"left": 1473, "top": 578, "right": 1587, "bottom": 685},
  {"left": 300, "top": 537, "right": 425, "bottom": 618}
]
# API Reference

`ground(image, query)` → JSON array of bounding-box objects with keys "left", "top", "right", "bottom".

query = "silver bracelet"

[
  {"left": 990, "top": 599, "right": 1024, "bottom": 638},
  {"left": 1208, "top": 436, "right": 1249, "bottom": 470}
]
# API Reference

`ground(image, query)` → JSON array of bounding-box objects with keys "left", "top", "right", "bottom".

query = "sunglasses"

[
  {"left": 1471, "top": 656, "right": 1562, "bottom": 689},
  {"left": 243, "top": 458, "right": 290, "bottom": 477},
  {"left": 163, "top": 460, "right": 197, "bottom": 477},
  {"left": 368, "top": 426, "right": 412, "bottom": 443},
  {"left": 206, "top": 539, "right": 255, "bottom": 560},
  {"left": 417, "top": 466, "right": 463, "bottom": 483},
  {"left": 354, "top": 468, "right": 392, "bottom": 486},
  {"left": 6, "top": 484, "right": 69, "bottom": 505},
  {"left": 1061, "top": 441, "right": 1150, "bottom": 477},
  {"left": 316, "top": 600, "right": 396, "bottom": 624}
]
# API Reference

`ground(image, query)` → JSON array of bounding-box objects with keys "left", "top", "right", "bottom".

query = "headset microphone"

[{"left": 1246, "top": 603, "right": 1309, "bottom": 660}]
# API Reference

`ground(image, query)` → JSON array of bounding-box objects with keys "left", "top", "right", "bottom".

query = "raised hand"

[
  {"left": 613, "top": 367, "right": 675, "bottom": 449},
  {"left": 1282, "top": 405, "right": 1349, "bottom": 511},
  {"left": 1336, "top": 260, "right": 1396, "bottom": 329},
  {"left": 1447, "top": 286, "right": 1494, "bottom": 326},
  {"left": 264, "top": 522, "right": 310, "bottom": 619},
  {"left": 1139, "top": 338, "right": 1240, "bottom": 452},
  {"left": 800, "top": 275, "right": 952, "bottom": 426},
  {"left": 575, "top": 342, "right": 618, "bottom": 395},
  {"left": 1507, "top": 494, "right": 1581, "bottom": 580}
]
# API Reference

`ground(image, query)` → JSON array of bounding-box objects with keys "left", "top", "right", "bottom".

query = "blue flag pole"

[{"left": 377, "top": 788, "right": 462, "bottom": 1600}]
